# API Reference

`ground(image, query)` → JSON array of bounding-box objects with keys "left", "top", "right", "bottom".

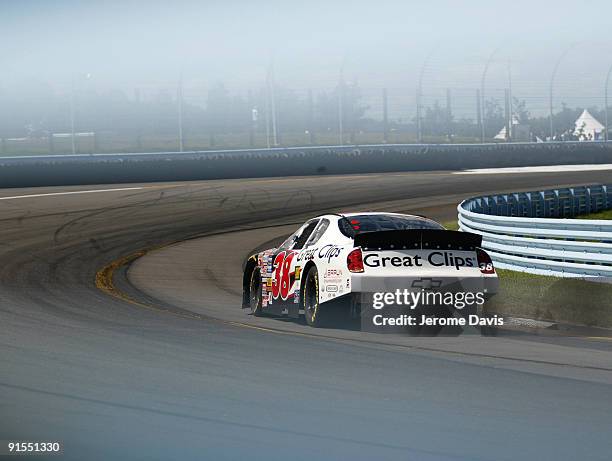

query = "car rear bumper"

[{"left": 349, "top": 273, "right": 499, "bottom": 295}]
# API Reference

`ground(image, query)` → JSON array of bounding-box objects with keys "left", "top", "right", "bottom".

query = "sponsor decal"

[
  {"left": 272, "top": 251, "right": 296, "bottom": 300},
  {"left": 324, "top": 268, "right": 343, "bottom": 278},
  {"left": 296, "top": 248, "right": 317, "bottom": 262},
  {"left": 326, "top": 285, "right": 338, "bottom": 292},
  {"left": 411, "top": 278, "right": 443, "bottom": 289},
  {"left": 325, "top": 278, "right": 342, "bottom": 285},
  {"left": 297, "top": 245, "right": 343, "bottom": 263},
  {"left": 318, "top": 244, "right": 342, "bottom": 262},
  {"left": 363, "top": 251, "right": 476, "bottom": 271},
  {"left": 294, "top": 266, "right": 302, "bottom": 280}
]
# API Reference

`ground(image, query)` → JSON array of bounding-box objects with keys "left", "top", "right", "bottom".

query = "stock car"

[{"left": 242, "top": 212, "right": 499, "bottom": 327}]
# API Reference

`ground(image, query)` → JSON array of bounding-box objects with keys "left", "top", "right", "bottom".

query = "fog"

[
  {"left": 2, "top": 0, "right": 612, "bottom": 146},
  {"left": 4, "top": 0, "right": 611, "bottom": 86}
]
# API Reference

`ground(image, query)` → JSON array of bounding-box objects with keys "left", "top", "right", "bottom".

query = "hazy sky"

[{"left": 3, "top": 0, "right": 612, "bottom": 114}]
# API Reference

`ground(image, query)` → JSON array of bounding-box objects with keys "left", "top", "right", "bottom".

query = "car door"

[{"left": 267, "top": 219, "right": 320, "bottom": 314}]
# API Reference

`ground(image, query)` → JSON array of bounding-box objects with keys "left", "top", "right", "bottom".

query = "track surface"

[{"left": 2, "top": 170, "right": 612, "bottom": 461}]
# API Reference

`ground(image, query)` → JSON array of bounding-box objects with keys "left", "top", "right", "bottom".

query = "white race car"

[{"left": 242, "top": 213, "right": 498, "bottom": 328}]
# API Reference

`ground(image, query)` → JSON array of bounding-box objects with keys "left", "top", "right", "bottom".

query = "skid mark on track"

[
  {"left": 52, "top": 184, "right": 225, "bottom": 244},
  {"left": 202, "top": 267, "right": 242, "bottom": 297}
]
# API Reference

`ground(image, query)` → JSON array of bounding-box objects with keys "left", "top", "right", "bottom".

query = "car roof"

[{"left": 316, "top": 212, "right": 440, "bottom": 223}]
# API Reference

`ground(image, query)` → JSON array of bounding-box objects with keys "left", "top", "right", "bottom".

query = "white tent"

[
  {"left": 573, "top": 109, "right": 605, "bottom": 140},
  {"left": 494, "top": 116, "right": 520, "bottom": 140}
]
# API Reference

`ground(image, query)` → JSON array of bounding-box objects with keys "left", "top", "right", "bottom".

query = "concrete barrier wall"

[{"left": 1, "top": 142, "right": 612, "bottom": 188}]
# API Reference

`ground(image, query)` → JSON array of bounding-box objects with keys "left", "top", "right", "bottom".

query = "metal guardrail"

[{"left": 458, "top": 184, "right": 612, "bottom": 278}]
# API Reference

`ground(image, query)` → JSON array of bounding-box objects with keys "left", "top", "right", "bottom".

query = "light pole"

[
  {"left": 266, "top": 61, "right": 278, "bottom": 147},
  {"left": 507, "top": 60, "right": 513, "bottom": 141},
  {"left": 265, "top": 84, "right": 271, "bottom": 148},
  {"left": 69, "top": 73, "right": 91, "bottom": 155},
  {"left": 177, "top": 74, "right": 184, "bottom": 152},
  {"left": 605, "top": 63, "right": 612, "bottom": 142},
  {"left": 549, "top": 45, "right": 576, "bottom": 141},
  {"left": 70, "top": 76, "right": 76, "bottom": 155},
  {"left": 480, "top": 47, "right": 500, "bottom": 143},
  {"left": 416, "top": 48, "right": 436, "bottom": 143},
  {"left": 338, "top": 58, "right": 345, "bottom": 145}
]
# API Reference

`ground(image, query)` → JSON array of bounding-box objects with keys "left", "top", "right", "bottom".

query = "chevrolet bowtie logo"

[{"left": 411, "top": 278, "right": 443, "bottom": 289}]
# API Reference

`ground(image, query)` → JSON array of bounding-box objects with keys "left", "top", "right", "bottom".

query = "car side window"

[
  {"left": 292, "top": 220, "right": 319, "bottom": 250},
  {"left": 305, "top": 219, "right": 330, "bottom": 247},
  {"left": 278, "top": 231, "right": 300, "bottom": 250}
]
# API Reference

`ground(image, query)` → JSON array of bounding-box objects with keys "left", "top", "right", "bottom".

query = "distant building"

[{"left": 573, "top": 109, "right": 604, "bottom": 141}]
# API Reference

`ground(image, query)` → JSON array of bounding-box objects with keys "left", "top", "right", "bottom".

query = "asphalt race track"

[{"left": 2, "top": 170, "right": 612, "bottom": 461}]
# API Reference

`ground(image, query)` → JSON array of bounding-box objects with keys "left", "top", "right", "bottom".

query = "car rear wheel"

[
  {"left": 303, "top": 266, "right": 322, "bottom": 327},
  {"left": 249, "top": 268, "right": 263, "bottom": 316}
]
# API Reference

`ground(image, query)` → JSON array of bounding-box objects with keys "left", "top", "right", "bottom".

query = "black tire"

[
  {"left": 249, "top": 268, "right": 263, "bottom": 316},
  {"left": 302, "top": 266, "right": 323, "bottom": 327}
]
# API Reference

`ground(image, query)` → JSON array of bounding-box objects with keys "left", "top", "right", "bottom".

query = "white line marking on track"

[
  {"left": 0, "top": 187, "right": 144, "bottom": 201},
  {"left": 454, "top": 164, "right": 612, "bottom": 174}
]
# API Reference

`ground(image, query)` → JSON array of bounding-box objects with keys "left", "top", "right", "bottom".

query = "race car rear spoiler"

[{"left": 354, "top": 229, "right": 482, "bottom": 252}]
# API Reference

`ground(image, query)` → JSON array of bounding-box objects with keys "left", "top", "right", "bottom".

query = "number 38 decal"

[{"left": 272, "top": 251, "right": 296, "bottom": 300}]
